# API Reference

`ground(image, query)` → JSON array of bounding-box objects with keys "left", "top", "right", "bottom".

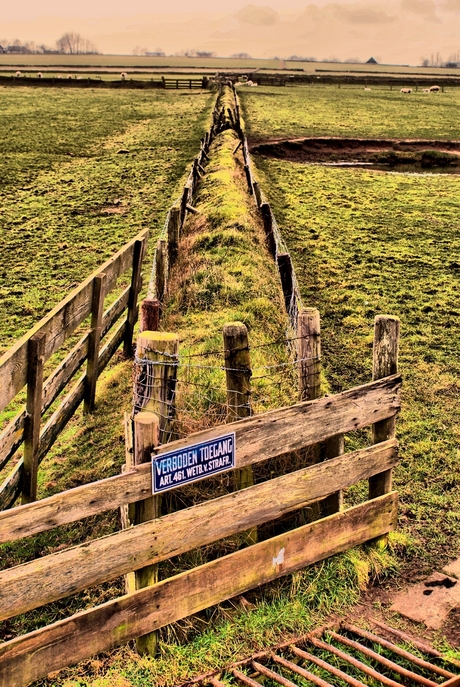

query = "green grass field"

[
  {"left": 0, "top": 87, "right": 214, "bottom": 354},
  {"left": 242, "top": 85, "right": 460, "bottom": 141},
  {"left": 241, "top": 86, "right": 460, "bottom": 571}
]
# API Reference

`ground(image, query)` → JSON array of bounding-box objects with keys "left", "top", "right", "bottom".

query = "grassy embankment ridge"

[{"left": 241, "top": 85, "right": 460, "bottom": 636}]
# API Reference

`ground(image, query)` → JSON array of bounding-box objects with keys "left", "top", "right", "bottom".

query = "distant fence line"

[{"left": 0, "top": 75, "right": 211, "bottom": 89}]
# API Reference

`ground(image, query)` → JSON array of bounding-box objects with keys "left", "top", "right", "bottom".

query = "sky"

[{"left": 1, "top": 0, "right": 460, "bottom": 65}]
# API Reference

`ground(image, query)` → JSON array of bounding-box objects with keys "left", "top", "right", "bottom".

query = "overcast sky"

[{"left": 2, "top": 1, "right": 460, "bottom": 65}]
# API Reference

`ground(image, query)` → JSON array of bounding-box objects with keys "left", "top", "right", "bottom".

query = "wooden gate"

[{"left": 0, "top": 365, "right": 401, "bottom": 686}]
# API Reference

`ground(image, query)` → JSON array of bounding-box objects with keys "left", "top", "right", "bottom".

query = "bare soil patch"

[{"left": 251, "top": 136, "right": 460, "bottom": 169}]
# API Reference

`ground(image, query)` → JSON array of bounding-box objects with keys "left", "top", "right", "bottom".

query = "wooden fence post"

[
  {"left": 223, "top": 322, "right": 257, "bottom": 544},
  {"left": 253, "top": 181, "right": 262, "bottom": 207},
  {"left": 297, "top": 308, "right": 322, "bottom": 521},
  {"left": 297, "top": 308, "right": 321, "bottom": 402},
  {"left": 167, "top": 206, "right": 180, "bottom": 268},
  {"left": 369, "top": 315, "right": 400, "bottom": 499},
  {"left": 123, "top": 238, "right": 145, "bottom": 358},
  {"left": 140, "top": 298, "right": 160, "bottom": 332},
  {"left": 260, "top": 203, "right": 277, "bottom": 259},
  {"left": 277, "top": 253, "right": 293, "bottom": 313},
  {"left": 133, "top": 410, "right": 160, "bottom": 656},
  {"left": 244, "top": 165, "right": 254, "bottom": 195},
  {"left": 321, "top": 433, "right": 344, "bottom": 516},
  {"left": 155, "top": 239, "right": 168, "bottom": 305},
  {"left": 135, "top": 331, "right": 179, "bottom": 444},
  {"left": 180, "top": 182, "right": 192, "bottom": 226},
  {"left": 84, "top": 274, "right": 106, "bottom": 414},
  {"left": 21, "top": 332, "right": 46, "bottom": 505}
]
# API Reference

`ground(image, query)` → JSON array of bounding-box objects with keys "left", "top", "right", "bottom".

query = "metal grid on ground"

[{"left": 181, "top": 622, "right": 460, "bottom": 687}]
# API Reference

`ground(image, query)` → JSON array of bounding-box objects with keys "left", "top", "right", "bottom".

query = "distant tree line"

[
  {"left": 0, "top": 33, "right": 98, "bottom": 55},
  {"left": 421, "top": 51, "right": 460, "bottom": 67}
]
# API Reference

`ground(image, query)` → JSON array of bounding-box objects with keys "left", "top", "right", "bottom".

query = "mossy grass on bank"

[{"left": 164, "top": 127, "right": 296, "bottom": 424}]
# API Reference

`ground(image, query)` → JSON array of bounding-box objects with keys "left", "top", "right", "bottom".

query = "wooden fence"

[
  {"left": 162, "top": 77, "right": 209, "bottom": 89},
  {"left": 0, "top": 229, "right": 148, "bottom": 510},
  {"left": 0, "top": 311, "right": 401, "bottom": 686},
  {"left": 0, "top": 75, "right": 211, "bottom": 90}
]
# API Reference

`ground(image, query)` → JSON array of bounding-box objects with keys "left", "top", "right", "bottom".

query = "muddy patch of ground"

[{"left": 251, "top": 137, "right": 460, "bottom": 172}]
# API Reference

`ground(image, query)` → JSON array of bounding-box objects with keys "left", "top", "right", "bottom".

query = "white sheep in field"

[
  {"left": 400, "top": 88, "right": 412, "bottom": 94},
  {"left": 429, "top": 84, "right": 440, "bottom": 92},
  {"left": 15, "top": 70, "right": 21, "bottom": 77},
  {"left": 364, "top": 87, "right": 371, "bottom": 91},
  {"left": 37, "top": 72, "right": 42, "bottom": 78},
  {"left": 67, "top": 74, "right": 73, "bottom": 79},
  {"left": 121, "top": 72, "right": 127, "bottom": 80}
]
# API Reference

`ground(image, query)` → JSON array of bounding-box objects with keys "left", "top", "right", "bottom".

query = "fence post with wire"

[
  {"left": 122, "top": 330, "right": 180, "bottom": 656},
  {"left": 223, "top": 322, "right": 257, "bottom": 545}
]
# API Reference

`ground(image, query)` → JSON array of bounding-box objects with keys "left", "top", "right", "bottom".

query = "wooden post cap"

[{"left": 137, "top": 331, "right": 179, "bottom": 354}]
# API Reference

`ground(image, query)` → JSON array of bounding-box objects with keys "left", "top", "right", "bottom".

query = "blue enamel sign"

[{"left": 152, "top": 432, "right": 236, "bottom": 494}]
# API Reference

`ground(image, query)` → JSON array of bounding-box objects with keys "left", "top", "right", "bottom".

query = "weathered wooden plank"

[
  {"left": 0, "top": 229, "right": 148, "bottom": 412},
  {"left": 22, "top": 333, "right": 47, "bottom": 504},
  {"left": 0, "top": 410, "right": 25, "bottom": 472},
  {"left": 84, "top": 274, "right": 106, "bottom": 413},
  {"left": 101, "top": 287, "right": 130, "bottom": 338},
  {"left": 39, "top": 321, "right": 126, "bottom": 461},
  {"left": 0, "top": 375, "right": 400, "bottom": 541},
  {"left": 155, "top": 373, "right": 401, "bottom": 467},
  {"left": 0, "top": 293, "right": 129, "bottom": 474},
  {"left": 0, "top": 462, "right": 22, "bottom": 511},
  {"left": 0, "top": 334, "right": 89, "bottom": 472},
  {"left": 0, "top": 441, "right": 398, "bottom": 620},
  {"left": 0, "top": 324, "right": 126, "bottom": 513},
  {"left": 0, "top": 494, "right": 398, "bottom": 687}
]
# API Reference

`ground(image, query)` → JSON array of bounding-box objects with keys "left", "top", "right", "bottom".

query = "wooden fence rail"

[
  {"left": 0, "top": 372, "right": 401, "bottom": 544},
  {"left": 0, "top": 439, "right": 398, "bottom": 621},
  {"left": 0, "top": 229, "right": 148, "bottom": 510},
  {"left": 0, "top": 495, "right": 397, "bottom": 687}
]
